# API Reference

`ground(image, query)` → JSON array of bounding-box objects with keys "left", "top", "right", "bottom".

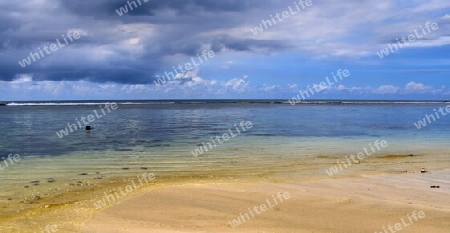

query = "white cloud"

[
  {"left": 1, "top": 75, "right": 448, "bottom": 100},
  {"left": 337, "top": 85, "right": 346, "bottom": 91},
  {"left": 405, "top": 81, "right": 432, "bottom": 91},
  {"left": 376, "top": 85, "right": 399, "bottom": 94},
  {"left": 240, "top": 0, "right": 450, "bottom": 57},
  {"left": 224, "top": 76, "right": 249, "bottom": 93},
  {"left": 260, "top": 84, "right": 281, "bottom": 92},
  {"left": 11, "top": 74, "right": 33, "bottom": 84},
  {"left": 288, "top": 84, "right": 298, "bottom": 90}
]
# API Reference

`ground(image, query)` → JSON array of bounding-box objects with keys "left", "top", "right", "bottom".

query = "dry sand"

[{"left": 80, "top": 171, "right": 450, "bottom": 233}]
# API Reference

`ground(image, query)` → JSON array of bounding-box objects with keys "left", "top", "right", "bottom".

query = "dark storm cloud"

[
  {"left": 0, "top": 65, "right": 159, "bottom": 84},
  {"left": 0, "top": 67, "right": 18, "bottom": 81},
  {"left": 43, "top": 67, "right": 157, "bottom": 84},
  {"left": 211, "top": 36, "right": 291, "bottom": 53},
  {"left": 0, "top": 0, "right": 292, "bottom": 84},
  {"left": 58, "top": 0, "right": 266, "bottom": 17}
]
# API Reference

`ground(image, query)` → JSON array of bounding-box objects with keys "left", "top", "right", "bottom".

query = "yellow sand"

[
  {"left": 2, "top": 153, "right": 450, "bottom": 233},
  {"left": 79, "top": 172, "right": 450, "bottom": 233}
]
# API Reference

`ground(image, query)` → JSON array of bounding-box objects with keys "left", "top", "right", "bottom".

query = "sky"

[{"left": 0, "top": 0, "right": 449, "bottom": 101}]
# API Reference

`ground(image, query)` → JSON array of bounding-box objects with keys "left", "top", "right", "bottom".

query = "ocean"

[{"left": 1, "top": 100, "right": 449, "bottom": 157}]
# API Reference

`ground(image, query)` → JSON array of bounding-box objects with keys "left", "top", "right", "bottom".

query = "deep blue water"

[{"left": 0, "top": 100, "right": 449, "bottom": 157}]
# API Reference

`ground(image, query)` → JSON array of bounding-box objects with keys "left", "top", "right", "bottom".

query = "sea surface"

[
  {"left": 0, "top": 100, "right": 449, "bottom": 158},
  {"left": 0, "top": 100, "right": 449, "bottom": 215}
]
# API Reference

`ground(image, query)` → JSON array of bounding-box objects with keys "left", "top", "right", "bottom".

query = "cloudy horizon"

[{"left": 1, "top": 0, "right": 449, "bottom": 101}]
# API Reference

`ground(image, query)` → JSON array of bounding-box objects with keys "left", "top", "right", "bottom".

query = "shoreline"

[{"left": 1, "top": 152, "right": 449, "bottom": 232}]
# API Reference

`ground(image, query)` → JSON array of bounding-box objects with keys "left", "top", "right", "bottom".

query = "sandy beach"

[
  {"left": 2, "top": 152, "right": 450, "bottom": 233},
  {"left": 3, "top": 152, "right": 448, "bottom": 232},
  {"left": 79, "top": 172, "right": 450, "bottom": 233},
  {"left": 0, "top": 141, "right": 450, "bottom": 233}
]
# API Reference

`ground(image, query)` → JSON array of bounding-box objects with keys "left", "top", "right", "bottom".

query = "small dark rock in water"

[
  {"left": 47, "top": 178, "right": 55, "bottom": 183},
  {"left": 30, "top": 181, "right": 40, "bottom": 184},
  {"left": 140, "top": 167, "right": 148, "bottom": 170},
  {"left": 86, "top": 126, "right": 92, "bottom": 131},
  {"left": 431, "top": 186, "right": 440, "bottom": 188},
  {"left": 79, "top": 173, "right": 88, "bottom": 176},
  {"left": 122, "top": 168, "right": 130, "bottom": 170},
  {"left": 24, "top": 186, "right": 29, "bottom": 188}
]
